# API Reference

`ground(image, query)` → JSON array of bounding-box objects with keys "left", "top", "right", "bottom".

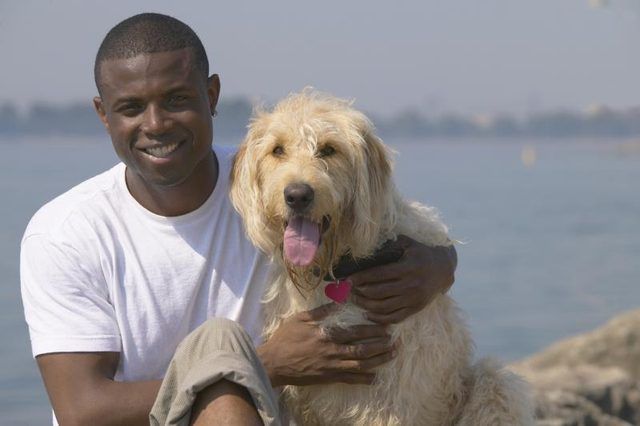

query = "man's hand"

[
  {"left": 257, "top": 304, "right": 396, "bottom": 388},
  {"left": 349, "top": 235, "right": 457, "bottom": 324}
]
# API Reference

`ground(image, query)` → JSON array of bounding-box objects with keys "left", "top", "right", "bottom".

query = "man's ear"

[
  {"left": 207, "top": 74, "right": 221, "bottom": 115},
  {"left": 93, "top": 96, "right": 110, "bottom": 133}
]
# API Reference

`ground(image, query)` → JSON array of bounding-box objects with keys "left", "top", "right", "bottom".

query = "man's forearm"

[
  {"left": 38, "top": 352, "right": 163, "bottom": 425},
  {"left": 48, "top": 377, "right": 162, "bottom": 426},
  {"left": 89, "top": 379, "right": 162, "bottom": 426}
]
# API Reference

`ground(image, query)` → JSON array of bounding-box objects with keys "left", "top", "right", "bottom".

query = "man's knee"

[{"left": 199, "top": 317, "right": 252, "bottom": 344}]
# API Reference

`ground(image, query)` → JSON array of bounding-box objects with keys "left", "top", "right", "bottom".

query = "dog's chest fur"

[{"left": 261, "top": 205, "right": 473, "bottom": 426}]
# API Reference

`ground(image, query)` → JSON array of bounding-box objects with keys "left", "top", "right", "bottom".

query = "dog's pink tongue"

[{"left": 284, "top": 217, "right": 320, "bottom": 266}]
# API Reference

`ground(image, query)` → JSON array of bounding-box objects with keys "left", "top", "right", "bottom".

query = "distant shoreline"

[{"left": 3, "top": 98, "right": 640, "bottom": 140}]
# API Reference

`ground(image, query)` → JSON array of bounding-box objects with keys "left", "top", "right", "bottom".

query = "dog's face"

[{"left": 231, "top": 91, "right": 393, "bottom": 286}]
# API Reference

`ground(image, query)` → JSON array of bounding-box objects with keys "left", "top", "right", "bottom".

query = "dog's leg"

[{"left": 456, "top": 358, "right": 535, "bottom": 426}]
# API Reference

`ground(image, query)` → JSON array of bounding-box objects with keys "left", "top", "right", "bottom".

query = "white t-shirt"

[{"left": 21, "top": 144, "right": 273, "bottom": 382}]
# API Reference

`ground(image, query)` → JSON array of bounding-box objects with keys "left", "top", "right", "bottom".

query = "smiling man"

[{"left": 20, "top": 13, "right": 457, "bottom": 425}]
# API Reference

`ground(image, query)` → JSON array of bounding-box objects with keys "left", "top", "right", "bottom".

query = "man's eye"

[
  {"left": 272, "top": 145, "right": 285, "bottom": 157},
  {"left": 168, "top": 95, "right": 188, "bottom": 105},
  {"left": 118, "top": 104, "right": 143, "bottom": 116},
  {"left": 318, "top": 145, "right": 336, "bottom": 157}
]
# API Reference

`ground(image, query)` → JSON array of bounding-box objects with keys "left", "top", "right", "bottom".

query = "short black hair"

[{"left": 94, "top": 13, "right": 209, "bottom": 92}]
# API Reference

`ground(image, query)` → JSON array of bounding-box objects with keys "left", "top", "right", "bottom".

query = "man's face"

[{"left": 94, "top": 48, "right": 219, "bottom": 189}]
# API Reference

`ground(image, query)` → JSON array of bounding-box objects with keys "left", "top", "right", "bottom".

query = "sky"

[{"left": 1, "top": 0, "right": 639, "bottom": 116}]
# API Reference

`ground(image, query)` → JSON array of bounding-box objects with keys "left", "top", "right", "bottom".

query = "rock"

[
  {"left": 535, "top": 390, "right": 631, "bottom": 426},
  {"left": 512, "top": 310, "right": 640, "bottom": 380},
  {"left": 511, "top": 309, "right": 640, "bottom": 425}
]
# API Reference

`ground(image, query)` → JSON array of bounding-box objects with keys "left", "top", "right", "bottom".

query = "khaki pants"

[{"left": 149, "top": 318, "right": 282, "bottom": 426}]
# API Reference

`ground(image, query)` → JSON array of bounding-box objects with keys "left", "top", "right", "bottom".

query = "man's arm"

[
  {"left": 349, "top": 236, "right": 457, "bottom": 324},
  {"left": 22, "top": 233, "right": 161, "bottom": 425},
  {"left": 36, "top": 352, "right": 161, "bottom": 426}
]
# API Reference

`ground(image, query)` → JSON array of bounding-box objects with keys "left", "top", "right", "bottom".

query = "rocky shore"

[{"left": 510, "top": 309, "right": 640, "bottom": 425}]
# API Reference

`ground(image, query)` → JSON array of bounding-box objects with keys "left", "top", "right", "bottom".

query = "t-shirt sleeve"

[{"left": 20, "top": 233, "right": 121, "bottom": 357}]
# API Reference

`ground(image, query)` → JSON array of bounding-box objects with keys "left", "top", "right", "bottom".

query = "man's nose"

[{"left": 141, "top": 104, "right": 170, "bottom": 135}]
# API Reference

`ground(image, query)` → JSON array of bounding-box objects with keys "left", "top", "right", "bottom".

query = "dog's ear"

[
  {"left": 363, "top": 130, "right": 392, "bottom": 205},
  {"left": 230, "top": 118, "right": 271, "bottom": 250},
  {"left": 230, "top": 110, "right": 269, "bottom": 212},
  {"left": 348, "top": 125, "right": 395, "bottom": 256}
]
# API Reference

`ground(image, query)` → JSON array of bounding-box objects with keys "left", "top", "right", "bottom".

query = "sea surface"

[{"left": 1, "top": 136, "right": 639, "bottom": 424}]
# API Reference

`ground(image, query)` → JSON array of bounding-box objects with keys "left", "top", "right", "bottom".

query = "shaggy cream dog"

[{"left": 231, "top": 90, "right": 534, "bottom": 425}]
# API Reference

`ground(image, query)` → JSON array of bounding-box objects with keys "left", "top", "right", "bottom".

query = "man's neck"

[{"left": 126, "top": 151, "right": 219, "bottom": 217}]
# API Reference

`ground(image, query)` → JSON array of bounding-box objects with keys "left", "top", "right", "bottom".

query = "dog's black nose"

[{"left": 284, "top": 183, "right": 314, "bottom": 212}]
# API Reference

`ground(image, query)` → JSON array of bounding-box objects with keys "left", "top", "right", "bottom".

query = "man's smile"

[{"left": 139, "top": 139, "right": 187, "bottom": 160}]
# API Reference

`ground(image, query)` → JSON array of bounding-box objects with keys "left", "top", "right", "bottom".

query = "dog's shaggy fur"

[{"left": 231, "top": 90, "right": 534, "bottom": 425}]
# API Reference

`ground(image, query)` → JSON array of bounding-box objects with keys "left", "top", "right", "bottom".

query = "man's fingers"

[
  {"left": 350, "top": 294, "right": 408, "bottom": 315},
  {"left": 338, "top": 348, "right": 396, "bottom": 372},
  {"left": 348, "top": 260, "right": 408, "bottom": 287},
  {"left": 350, "top": 280, "right": 408, "bottom": 300},
  {"left": 334, "top": 339, "right": 393, "bottom": 360},
  {"left": 326, "top": 324, "right": 390, "bottom": 343},
  {"left": 365, "top": 308, "right": 414, "bottom": 325}
]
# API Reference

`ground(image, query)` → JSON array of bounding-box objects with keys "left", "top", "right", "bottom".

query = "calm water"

[{"left": 1, "top": 136, "right": 639, "bottom": 424}]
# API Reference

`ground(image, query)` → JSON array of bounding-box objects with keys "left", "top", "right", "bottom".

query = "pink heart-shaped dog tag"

[{"left": 324, "top": 279, "right": 352, "bottom": 304}]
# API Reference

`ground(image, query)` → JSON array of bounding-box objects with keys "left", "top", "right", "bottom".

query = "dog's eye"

[
  {"left": 272, "top": 145, "right": 285, "bottom": 157},
  {"left": 318, "top": 145, "right": 336, "bottom": 158}
]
